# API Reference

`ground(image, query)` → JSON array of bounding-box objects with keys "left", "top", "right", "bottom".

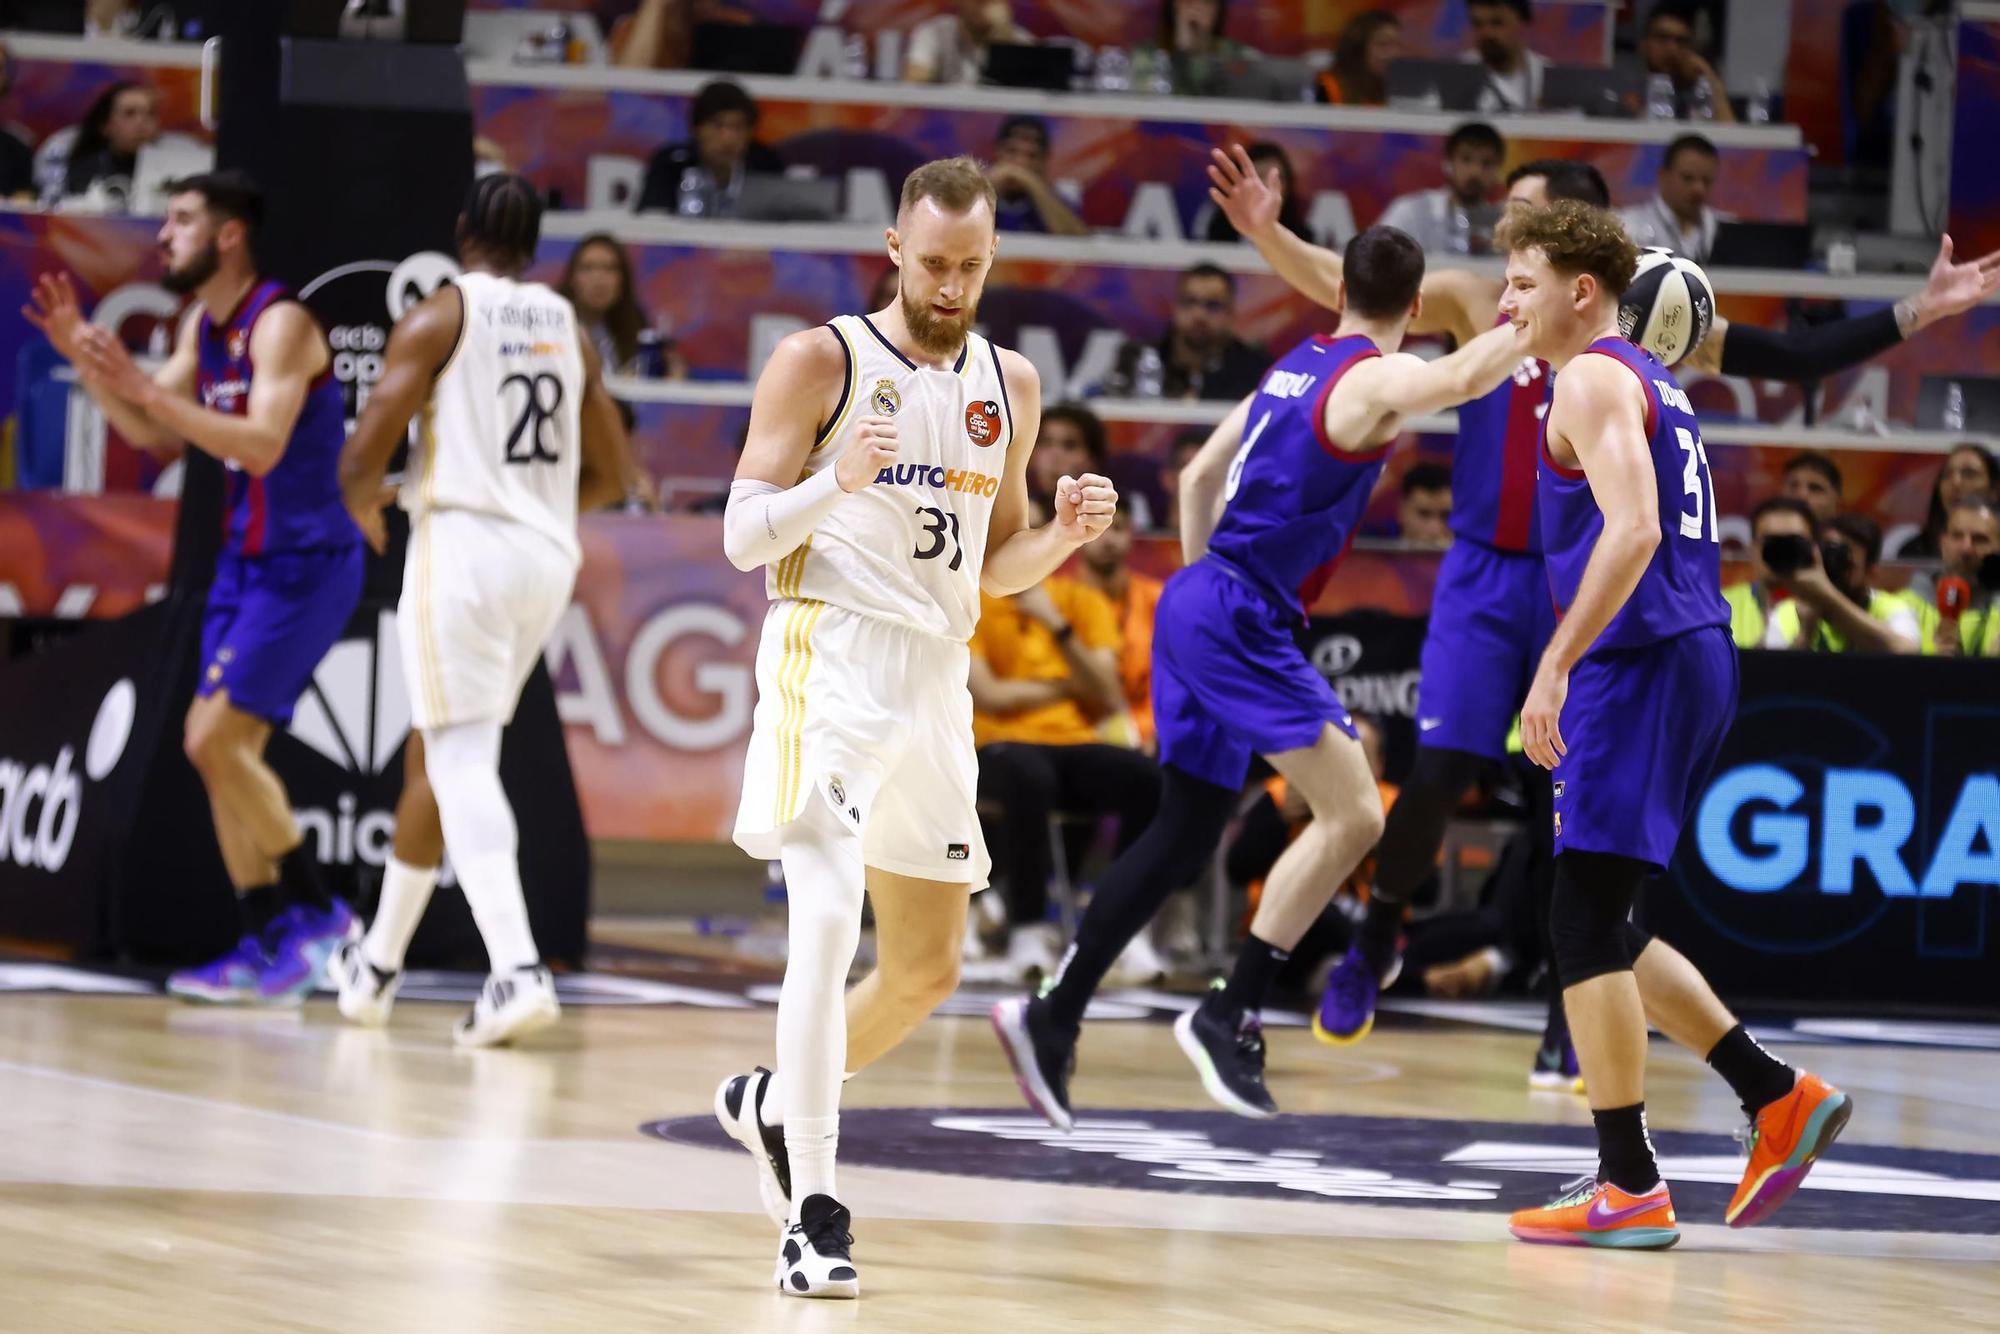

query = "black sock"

[
  {"left": 1216, "top": 933, "right": 1289, "bottom": 1016},
  {"left": 237, "top": 885, "right": 283, "bottom": 939},
  {"left": 1042, "top": 767, "right": 1237, "bottom": 1035},
  {"left": 1357, "top": 894, "right": 1402, "bottom": 977},
  {"left": 1592, "top": 1102, "right": 1660, "bottom": 1194},
  {"left": 278, "top": 842, "right": 332, "bottom": 912},
  {"left": 1705, "top": 1024, "right": 1795, "bottom": 1117}
]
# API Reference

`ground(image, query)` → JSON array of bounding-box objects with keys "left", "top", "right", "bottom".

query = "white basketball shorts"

[
  {"left": 399, "top": 509, "right": 575, "bottom": 731},
  {"left": 734, "top": 598, "right": 990, "bottom": 888}
]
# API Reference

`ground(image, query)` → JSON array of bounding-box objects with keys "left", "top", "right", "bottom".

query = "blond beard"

[{"left": 901, "top": 285, "right": 976, "bottom": 356}]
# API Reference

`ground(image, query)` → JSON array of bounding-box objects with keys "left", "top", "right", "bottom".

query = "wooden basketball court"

[{"left": 4, "top": 928, "right": 1998, "bottom": 1331}]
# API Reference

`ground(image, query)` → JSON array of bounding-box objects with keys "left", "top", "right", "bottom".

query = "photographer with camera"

[
  {"left": 1767, "top": 512, "right": 1933, "bottom": 654},
  {"left": 1921, "top": 498, "right": 2000, "bottom": 659},
  {"left": 1723, "top": 497, "right": 1817, "bottom": 648}
]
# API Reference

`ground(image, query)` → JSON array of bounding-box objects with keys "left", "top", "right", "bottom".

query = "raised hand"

[
  {"left": 835, "top": 414, "right": 898, "bottom": 493},
  {"left": 22, "top": 272, "right": 89, "bottom": 362},
  {"left": 1910, "top": 234, "right": 2000, "bottom": 329},
  {"left": 1207, "top": 144, "right": 1283, "bottom": 241},
  {"left": 1053, "top": 471, "right": 1118, "bottom": 545},
  {"left": 74, "top": 324, "right": 155, "bottom": 405}
]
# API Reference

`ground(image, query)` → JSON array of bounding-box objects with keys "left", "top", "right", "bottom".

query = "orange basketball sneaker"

[
  {"left": 1509, "top": 1175, "right": 1680, "bottom": 1250},
  {"left": 1726, "top": 1070, "right": 1853, "bottom": 1228}
]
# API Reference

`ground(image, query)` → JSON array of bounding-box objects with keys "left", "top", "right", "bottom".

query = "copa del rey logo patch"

[{"left": 965, "top": 399, "right": 1001, "bottom": 446}]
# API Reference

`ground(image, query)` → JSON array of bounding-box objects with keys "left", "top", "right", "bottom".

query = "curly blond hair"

[{"left": 1499, "top": 199, "right": 1640, "bottom": 296}]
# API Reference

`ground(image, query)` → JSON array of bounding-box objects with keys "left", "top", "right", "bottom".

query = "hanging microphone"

[{"left": 1937, "top": 575, "right": 1971, "bottom": 619}]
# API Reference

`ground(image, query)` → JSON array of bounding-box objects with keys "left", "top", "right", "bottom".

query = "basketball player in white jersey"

[
  {"left": 714, "top": 156, "right": 1117, "bottom": 1298},
  {"left": 332, "top": 175, "right": 631, "bottom": 1046}
]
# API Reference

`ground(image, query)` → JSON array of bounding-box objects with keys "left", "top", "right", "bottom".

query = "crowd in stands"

[{"left": 5, "top": 3, "right": 1995, "bottom": 998}]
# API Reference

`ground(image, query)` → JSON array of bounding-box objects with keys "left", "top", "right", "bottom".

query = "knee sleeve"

[
  {"left": 1371, "top": 746, "right": 1488, "bottom": 905},
  {"left": 1548, "top": 849, "right": 1647, "bottom": 987},
  {"left": 1156, "top": 765, "right": 1239, "bottom": 887}
]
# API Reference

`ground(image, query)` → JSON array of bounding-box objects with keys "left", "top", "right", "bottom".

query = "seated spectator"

[
  {"left": 0, "top": 45, "right": 34, "bottom": 203},
  {"left": 1769, "top": 512, "right": 1933, "bottom": 654},
  {"left": 1073, "top": 506, "right": 1165, "bottom": 752},
  {"left": 1028, "top": 402, "right": 1108, "bottom": 513},
  {"left": 1398, "top": 461, "right": 1453, "bottom": 548},
  {"left": 1197, "top": 141, "right": 1310, "bottom": 244},
  {"left": 906, "top": 0, "right": 1029, "bottom": 85},
  {"left": 1131, "top": 0, "right": 1259, "bottom": 98},
  {"left": 970, "top": 538, "right": 1161, "bottom": 979},
  {"left": 1924, "top": 499, "right": 2000, "bottom": 658},
  {"left": 1317, "top": 10, "right": 1401, "bottom": 106},
  {"left": 1635, "top": 1, "right": 1736, "bottom": 124},
  {"left": 559, "top": 233, "right": 684, "bottom": 379},
  {"left": 1899, "top": 442, "right": 1998, "bottom": 559},
  {"left": 60, "top": 80, "right": 161, "bottom": 209},
  {"left": 1102, "top": 263, "right": 1269, "bottom": 401},
  {"left": 1616, "top": 133, "right": 1731, "bottom": 263},
  {"left": 1780, "top": 450, "right": 1843, "bottom": 524},
  {"left": 85, "top": 0, "right": 180, "bottom": 39},
  {"left": 1722, "top": 496, "right": 1817, "bottom": 648},
  {"left": 1377, "top": 121, "right": 1504, "bottom": 255},
  {"left": 1461, "top": 0, "right": 1548, "bottom": 113},
  {"left": 611, "top": 0, "right": 694, "bottom": 69},
  {"left": 635, "top": 79, "right": 783, "bottom": 217},
  {"left": 1158, "top": 428, "right": 1208, "bottom": 533},
  {"left": 987, "top": 116, "right": 1087, "bottom": 236}
]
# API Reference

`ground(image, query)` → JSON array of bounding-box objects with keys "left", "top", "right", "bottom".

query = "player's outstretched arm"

[
  {"left": 1520, "top": 359, "right": 1660, "bottom": 769},
  {"left": 576, "top": 335, "right": 639, "bottom": 512},
  {"left": 26, "top": 273, "right": 194, "bottom": 456},
  {"left": 1208, "top": 145, "right": 1344, "bottom": 310},
  {"left": 982, "top": 351, "right": 1118, "bottom": 594},
  {"left": 1340, "top": 321, "right": 1525, "bottom": 432},
  {"left": 339, "top": 284, "right": 463, "bottom": 553},
  {"left": 1175, "top": 392, "right": 1253, "bottom": 567},
  {"left": 1689, "top": 234, "right": 2000, "bottom": 378},
  {"left": 79, "top": 300, "right": 324, "bottom": 477},
  {"left": 723, "top": 327, "right": 868, "bottom": 572}
]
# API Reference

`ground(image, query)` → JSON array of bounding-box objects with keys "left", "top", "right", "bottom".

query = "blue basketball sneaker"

[
  {"left": 260, "top": 899, "right": 358, "bottom": 1004},
  {"left": 1313, "top": 946, "right": 1401, "bottom": 1045},
  {"left": 166, "top": 931, "right": 281, "bottom": 1004}
]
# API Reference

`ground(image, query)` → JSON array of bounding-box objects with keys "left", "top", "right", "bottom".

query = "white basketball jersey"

[
  {"left": 772, "top": 313, "right": 1015, "bottom": 642},
  {"left": 403, "top": 270, "right": 585, "bottom": 567}
]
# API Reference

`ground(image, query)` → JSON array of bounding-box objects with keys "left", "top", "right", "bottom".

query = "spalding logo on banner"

[{"left": 298, "top": 251, "right": 460, "bottom": 424}]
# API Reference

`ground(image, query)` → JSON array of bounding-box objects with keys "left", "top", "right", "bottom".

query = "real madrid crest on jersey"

[
  {"left": 965, "top": 398, "right": 1001, "bottom": 447},
  {"left": 871, "top": 379, "right": 902, "bottom": 416}
]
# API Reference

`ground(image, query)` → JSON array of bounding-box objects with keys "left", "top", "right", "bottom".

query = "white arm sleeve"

[{"left": 722, "top": 468, "right": 849, "bottom": 572}]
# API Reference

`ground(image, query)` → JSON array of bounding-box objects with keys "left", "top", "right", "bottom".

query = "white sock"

[
  {"left": 775, "top": 802, "right": 865, "bottom": 1216},
  {"left": 424, "top": 721, "right": 540, "bottom": 975},
  {"left": 364, "top": 856, "right": 439, "bottom": 973}
]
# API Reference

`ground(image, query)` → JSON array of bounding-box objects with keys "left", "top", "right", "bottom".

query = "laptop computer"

[
  {"left": 1708, "top": 222, "right": 1816, "bottom": 269},
  {"left": 1540, "top": 65, "right": 1642, "bottom": 118},
  {"left": 983, "top": 43, "right": 1075, "bottom": 91},
  {"left": 691, "top": 22, "right": 805, "bottom": 75},
  {"left": 735, "top": 173, "right": 841, "bottom": 223},
  {"left": 1917, "top": 375, "right": 2000, "bottom": 433},
  {"left": 1384, "top": 59, "right": 1489, "bottom": 112},
  {"left": 1209, "top": 56, "right": 1312, "bottom": 103}
]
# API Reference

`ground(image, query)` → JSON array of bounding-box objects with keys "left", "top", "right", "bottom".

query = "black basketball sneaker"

[
  {"left": 715, "top": 1066, "right": 793, "bottom": 1226},
  {"left": 1174, "top": 985, "right": 1277, "bottom": 1119},
  {"left": 990, "top": 994, "right": 1078, "bottom": 1131},
  {"left": 776, "top": 1193, "right": 859, "bottom": 1299}
]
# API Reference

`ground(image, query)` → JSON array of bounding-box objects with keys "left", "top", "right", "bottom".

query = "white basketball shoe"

[{"left": 453, "top": 965, "right": 560, "bottom": 1048}]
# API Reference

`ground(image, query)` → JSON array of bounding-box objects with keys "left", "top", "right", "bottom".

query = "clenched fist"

[
  {"left": 835, "top": 414, "right": 898, "bottom": 493},
  {"left": 1054, "top": 472, "right": 1118, "bottom": 545}
]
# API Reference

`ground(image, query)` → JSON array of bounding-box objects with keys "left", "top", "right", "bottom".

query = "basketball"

[{"left": 1620, "top": 247, "right": 1716, "bottom": 367}]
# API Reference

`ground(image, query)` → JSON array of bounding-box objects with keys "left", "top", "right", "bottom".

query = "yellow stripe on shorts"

[{"left": 773, "top": 599, "right": 825, "bottom": 824}]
